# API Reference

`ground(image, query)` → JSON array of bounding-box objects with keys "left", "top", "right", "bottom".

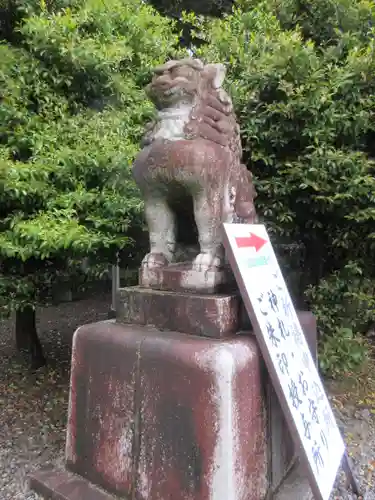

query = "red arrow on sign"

[{"left": 235, "top": 232, "right": 267, "bottom": 252}]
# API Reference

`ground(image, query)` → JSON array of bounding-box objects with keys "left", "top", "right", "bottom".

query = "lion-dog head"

[{"left": 145, "top": 58, "right": 242, "bottom": 155}]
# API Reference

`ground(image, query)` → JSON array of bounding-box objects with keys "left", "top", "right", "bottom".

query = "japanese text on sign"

[{"left": 223, "top": 224, "right": 345, "bottom": 500}]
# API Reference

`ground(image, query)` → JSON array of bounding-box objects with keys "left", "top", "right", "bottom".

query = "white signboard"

[{"left": 222, "top": 223, "right": 345, "bottom": 500}]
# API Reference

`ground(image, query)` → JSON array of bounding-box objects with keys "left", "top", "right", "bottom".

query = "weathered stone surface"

[
  {"left": 65, "top": 322, "right": 139, "bottom": 496},
  {"left": 133, "top": 57, "right": 257, "bottom": 278},
  {"left": 64, "top": 321, "right": 268, "bottom": 500},
  {"left": 117, "top": 285, "right": 318, "bottom": 347},
  {"left": 31, "top": 313, "right": 318, "bottom": 500},
  {"left": 139, "top": 261, "right": 236, "bottom": 294},
  {"left": 29, "top": 469, "right": 117, "bottom": 500},
  {"left": 116, "top": 286, "right": 240, "bottom": 338},
  {"left": 273, "top": 459, "right": 314, "bottom": 500}
]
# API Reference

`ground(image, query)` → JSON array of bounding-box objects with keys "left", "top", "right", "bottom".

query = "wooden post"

[{"left": 109, "top": 261, "right": 120, "bottom": 319}]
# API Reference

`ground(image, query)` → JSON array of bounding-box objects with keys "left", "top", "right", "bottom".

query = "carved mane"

[
  {"left": 142, "top": 58, "right": 243, "bottom": 162},
  {"left": 133, "top": 57, "right": 258, "bottom": 273}
]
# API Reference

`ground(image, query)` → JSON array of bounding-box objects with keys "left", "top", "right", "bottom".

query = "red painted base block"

[
  {"left": 30, "top": 468, "right": 117, "bottom": 500},
  {"left": 64, "top": 322, "right": 268, "bottom": 500}
]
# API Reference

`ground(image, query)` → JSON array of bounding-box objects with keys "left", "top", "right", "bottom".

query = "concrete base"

[
  {"left": 53, "top": 321, "right": 267, "bottom": 500},
  {"left": 30, "top": 314, "right": 318, "bottom": 500},
  {"left": 30, "top": 462, "right": 314, "bottom": 500},
  {"left": 117, "top": 286, "right": 241, "bottom": 338},
  {"left": 29, "top": 468, "right": 117, "bottom": 500},
  {"left": 116, "top": 286, "right": 317, "bottom": 346},
  {"left": 272, "top": 459, "right": 313, "bottom": 500}
]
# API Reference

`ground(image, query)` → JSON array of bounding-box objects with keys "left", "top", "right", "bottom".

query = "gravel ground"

[
  {"left": 0, "top": 292, "right": 111, "bottom": 500},
  {"left": 329, "top": 373, "right": 375, "bottom": 500},
  {"left": 0, "top": 293, "right": 374, "bottom": 499}
]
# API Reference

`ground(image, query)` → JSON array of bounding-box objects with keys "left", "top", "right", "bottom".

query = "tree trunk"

[{"left": 15, "top": 306, "right": 46, "bottom": 369}]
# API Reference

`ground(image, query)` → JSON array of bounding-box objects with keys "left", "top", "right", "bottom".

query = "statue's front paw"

[
  {"left": 192, "top": 252, "right": 222, "bottom": 271},
  {"left": 142, "top": 252, "right": 170, "bottom": 269}
]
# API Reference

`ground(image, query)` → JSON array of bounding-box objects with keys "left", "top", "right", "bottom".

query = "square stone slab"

[{"left": 139, "top": 262, "right": 236, "bottom": 294}]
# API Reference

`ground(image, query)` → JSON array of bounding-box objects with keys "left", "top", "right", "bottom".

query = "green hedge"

[
  {"left": 0, "top": 0, "right": 179, "bottom": 314},
  {"left": 192, "top": 0, "right": 375, "bottom": 376}
]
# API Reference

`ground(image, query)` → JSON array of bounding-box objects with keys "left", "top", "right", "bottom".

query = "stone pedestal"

[
  {"left": 139, "top": 261, "right": 236, "bottom": 294},
  {"left": 30, "top": 263, "right": 317, "bottom": 500},
  {"left": 65, "top": 322, "right": 267, "bottom": 500},
  {"left": 116, "top": 287, "right": 240, "bottom": 338}
]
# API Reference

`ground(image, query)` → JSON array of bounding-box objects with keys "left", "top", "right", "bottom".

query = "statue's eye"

[
  {"left": 172, "top": 67, "right": 193, "bottom": 79},
  {"left": 154, "top": 70, "right": 169, "bottom": 79}
]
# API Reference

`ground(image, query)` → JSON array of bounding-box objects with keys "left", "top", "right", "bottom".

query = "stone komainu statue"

[{"left": 133, "top": 58, "right": 258, "bottom": 271}]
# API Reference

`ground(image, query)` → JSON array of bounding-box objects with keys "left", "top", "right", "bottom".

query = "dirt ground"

[{"left": 0, "top": 291, "right": 111, "bottom": 499}]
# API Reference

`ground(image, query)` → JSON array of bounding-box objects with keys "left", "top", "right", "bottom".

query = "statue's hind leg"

[
  {"left": 142, "top": 195, "right": 176, "bottom": 268},
  {"left": 192, "top": 189, "right": 224, "bottom": 271}
]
